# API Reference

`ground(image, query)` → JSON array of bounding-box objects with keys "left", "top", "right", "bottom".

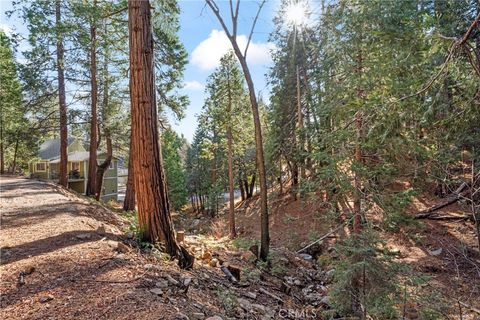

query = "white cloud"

[
  {"left": 191, "top": 29, "right": 275, "bottom": 71},
  {"left": 184, "top": 80, "right": 204, "bottom": 91}
]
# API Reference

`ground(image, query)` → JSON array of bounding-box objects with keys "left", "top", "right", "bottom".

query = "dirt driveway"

[{"left": 0, "top": 176, "right": 180, "bottom": 319}]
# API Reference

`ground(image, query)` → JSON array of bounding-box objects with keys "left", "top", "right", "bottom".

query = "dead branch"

[
  {"left": 259, "top": 287, "right": 284, "bottom": 303},
  {"left": 395, "top": 12, "right": 480, "bottom": 104},
  {"left": 415, "top": 182, "right": 469, "bottom": 219},
  {"left": 297, "top": 221, "right": 345, "bottom": 253},
  {"left": 70, "top": 275, "right": 144, "bottom": 284},
  {"left": 244, "top": 0, "right": 266, "bottom": 58},
  {"left": 421, "top": 215, "right": 471, "bottom": 221}
]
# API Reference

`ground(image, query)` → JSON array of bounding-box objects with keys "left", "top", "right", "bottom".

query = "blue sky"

[
  {"left": 171, "top": 1, "right": 278, "bottom": 141},
  {"left": 0, "top": 0, "right": 280, "bottom": 142}
]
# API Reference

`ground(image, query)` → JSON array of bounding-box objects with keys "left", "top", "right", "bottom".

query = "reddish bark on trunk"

[{"left": 128, "top": 0, "right": 193, "bottom": 268}]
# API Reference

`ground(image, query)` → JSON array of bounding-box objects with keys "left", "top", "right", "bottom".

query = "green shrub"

[
  {"left": 330, "top": 230, "right": 399, "bottom": 319},
  {"left": 232, "top": 237, "right": 258, "bottom": 250}
]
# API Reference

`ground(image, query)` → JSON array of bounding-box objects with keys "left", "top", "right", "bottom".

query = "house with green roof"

[{"left": 29, "top": 138, "right": 118, "bottom": 201}]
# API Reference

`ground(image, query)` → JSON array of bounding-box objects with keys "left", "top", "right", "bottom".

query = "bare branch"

[
  {"left": 206, "top": 0, "right": 233, "bottom": 39},
  {"left": 102, "top": 6, "right": 127, "bottom": 19},
  {"left": 463, "top": 44, "right": 480, "bottom": 77},
  {"left": 394, "top": 12, "right": 480, "bottom": 104},
  {"left": 233, "top": 0, "right": 240, "bottom": 37},
  {"left": 458, "top": 12, "right": 480, "bottom": 46},
  {"left": 395, "top": 44, "right": 455, "bottom": 103},
  {"left": 244, "top": 0, "right": 266, "bottom": 58}
]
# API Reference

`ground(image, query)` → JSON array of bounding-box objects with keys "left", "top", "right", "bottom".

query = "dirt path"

[
  {"left": 0, "top": 176, "right": 314, "bottom": 320},
  {"left": 0, "top": 176, "right": 184, "bottom": 319}
]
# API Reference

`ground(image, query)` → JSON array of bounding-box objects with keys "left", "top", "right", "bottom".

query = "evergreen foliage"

[{"left": 162, "top": 128, "right": 189, "bottom": 211}]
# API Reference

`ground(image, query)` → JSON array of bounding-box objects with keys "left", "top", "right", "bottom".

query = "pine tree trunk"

[
  {"left": 239, "top": 177, "right": 246, "bottom": 200},
  {"left": 296, "top": 66, "right": 305, "bottom": 182},
  {"left": 301, "top": 67, "right": 314, "bottom": 175},
  {"left": 291, "top": 161, "right": 299, "bottom": 200},
  {"left": 86, "top": 2, "right": 98, "bottom": 196},
  {"left": 95, "top": 130, "right": 112, "bottom": 201},
  {"left": 56, "top": 0, "right": 68, "bottom": 188},
  {"left": 11, "top": 137, "right": 19, "bottom": 173},
  {"left": 190, "top": 194, "right": 196, "bottom": 212},
  {"left": 353, "top": 112, "right": 363, "bottom": 234},
  {"left": 128, "top": 0, "right": 193, "bottom": 268},
  {"left": 123, "top": 139, "right": 136, "bottom": 211},
  {"left": 475, "top": 1, "right": 480, "bottom": 253},
  {"left": 244, "top": 178, "right": 251, "bottom": 198},
  {"left": 200, "top": 194, "right": 205, "bottom": 212},
  {"left": 279, "top": 158, "right": 283, "bottom": 194},
  {"left": 197, "top": 192, "right": 202, "bottom": 212},
  {"left": 249, "top": 173, "right": 256, "bottom": 198},
  {"left": 0, "top": 120, "right": 4, "bottom": 174},
  {"left": 353, "top": 45, "right": 364, "bottom": 234},
  {"left": 232, "top": 45, "right": 269, "bottom": 260},
  {"left": 226, "top": 73, "right": 236, "bottom": 238},
  {"left": 95, "top": 47, "right": 111, "bottom": 202}
]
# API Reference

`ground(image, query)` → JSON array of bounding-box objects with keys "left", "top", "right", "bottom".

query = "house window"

[
  {"left": 36, "top": 162, "right": 46, "bottom": 172},
  {"left": 109, "top": 161, "right": 114, "bottom": 169},
  {"left": 71, "top": 162, "right": 80, "bottom": 171}
]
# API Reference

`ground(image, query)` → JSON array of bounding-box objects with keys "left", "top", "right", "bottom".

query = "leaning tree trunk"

[
  {"left": 206, "top": 0, "right": 269, "bottom": 260},
  {"left": 128, "top": 0, "right": 193, "bottom": 269},
  {"left": 95, "top": 130, "right": 112, "bottom": 201},
  {"left": 56, "top": 0, "right": 68, "bottom": 187},
  {"left": 235, "top": 50, "right": 269, "bottom": 260},
  {"left": 86, "top": 2, "right": 98, "bottom": 196}
]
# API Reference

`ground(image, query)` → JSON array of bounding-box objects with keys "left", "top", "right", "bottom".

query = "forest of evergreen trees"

[{"left": 1, "top": 0, "right": 479, "bottom": 318}]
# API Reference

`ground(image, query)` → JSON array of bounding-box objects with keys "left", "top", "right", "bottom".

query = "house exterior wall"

[
  {"left": 49, "top": 163, "right": 59, "bottom": 180},
  {"left": 30, "top": 155, "right": 118, "bottom": 202},
  {"left": 101, "top": 177, "right": 118, "bottom": 200},
  {"left": 31, "top": 161, "right": 50, "bottom": 180}
]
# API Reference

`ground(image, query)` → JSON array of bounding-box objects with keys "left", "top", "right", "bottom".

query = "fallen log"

[
  {"left": 297, "top": 226, "right": 342, "bottom": 254},
  {"left": 423, "top": 215, "right": 471, "bottom": 220},
  {"left": 415, "top": 182, "right": 469, "bottom": 219},
  {"left": 259, "top": 287, "right": 284, "bottom": 303},
  {"left": 297, "top": 219, "right": 349, "bottom": 253}
]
